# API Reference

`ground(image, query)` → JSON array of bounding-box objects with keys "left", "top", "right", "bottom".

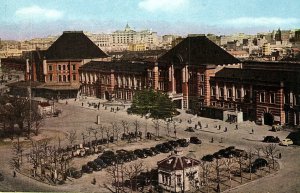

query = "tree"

[
  {"left": 263, "top": 144, "right": 279, "bottom": 169},
  {"left": 199, "top": 160, "right": 213, "bottom": 193},
  {"left": 66, "top": 129, "right": 77, "bottom": 147},
  {"left": 247, "top": 148, "right": 254, "bottom": 180},
  {"left": 132, "top": 120, "right": 140, "bottom": 142},
  {"left": 128, "top": 89, "right": 177, "bottom": 119},
  {"left": 123, "top": 161, "right": 145, "bottom": 193},
  {"left": 111, "top": 122, "right": 121, "bottom": 142},
  {"left": 121, "top": 120, "right": 129, "bottom": 134},
  {"left": 164, "top": 119, "right": 171, "bottom": 136},
  {"left": 152, "top": 119, "right": 161, "bottom": 137},
  {"left": 255, "top": 146, "right": 263, "bottom": 158}
]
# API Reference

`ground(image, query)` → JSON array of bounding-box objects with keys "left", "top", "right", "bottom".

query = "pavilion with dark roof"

[{"left": 157, "top": 151, "right": 200, "bottom": 192}]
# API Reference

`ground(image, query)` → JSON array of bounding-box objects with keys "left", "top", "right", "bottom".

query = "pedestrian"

[
  {"left": 211, "top": 137, "right": 214, "bottom": 143},
  {"left": 13, "top": 170, "right": 16, "bottom": 177},
  {"left": 218, "top": 125, "right": 221, "bottom": 130},
  {"left": 279, "top": 152, "right": 282, "bottom": 159},
  {"left": 252, "top": 129, "right": 254, "bottom": 134},
  {"left": 235, "top": 124, "right": 238, "bottom": 130},
  {"left": 82, "top": 102, "right": 84, "bottom": 106},
  {"left": 92, "top": 177, "right": 96, "bottom": 185},
  {"left": 224, "top": 127, "right": 227, "bottom": 132}
]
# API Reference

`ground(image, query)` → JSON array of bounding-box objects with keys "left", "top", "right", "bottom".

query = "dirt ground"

[{"left": 0, "top": 97, "right": 299, "bottom": 193}]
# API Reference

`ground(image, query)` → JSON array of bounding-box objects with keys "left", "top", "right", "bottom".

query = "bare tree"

[
  {"left": 199, "top": 160, "right": 213, "bottom": 193},
  {"left": 224, "top": 157, "right": 234, "bottom": 188},
  {"left": 164, "top": 119, "right": 171, "bottom": 136},
  {"left": 234, "top": 154, "right": 246, "bottom": 183},
  {"left": 132, "top": 120, "right": 140, "bottom": 141},
  {"left": 247, "top": 148, "right": 254, "bottom": 180},
  {"left": 213, "top": 155, "right": 224, "bottom": 193},
  {"left": 66, "top": 129, "right": 77, "bottom": 147},
  {"left": 31, "top": 111, "right": 44, "bottom": 136},
  {"left": 98, "top": 124, "right": 105, "bottom": 140},
  {"left": 121, "top": 120, "right": 129, "bottom": 134},
  {"left": 123, "top": 161, "right": 145, "bottom": 193},
  {"left": 152, "top": 119, "right": 161, "bottom": 137},
  {"left": 106, "top": 163, "right": 122, "bottom": 193},
  {"left": 112, "top": 122, "right": 121, "bottom": 142},
  {"left": 173, "top": 121, "right": 178, "bottom": 138},
  {"left": 11, "top": 137, "right": 24, "bottom": 169},
  {"left": 105, "top": 126, "right": 111, "bottom": 145},
  {"left": 263, "top": 144, "right": 279, "bottom": 169},
  {"left": 254, "top": 146, "right": 263, "bottom": 158}
]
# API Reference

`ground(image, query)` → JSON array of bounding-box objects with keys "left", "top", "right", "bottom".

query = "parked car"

[
  {"left": 271, "top": 125, "right": 283, "bottom": 132},
  {"left": 279, "top": 138, "right": 293, "bottom": 146},
  {"left": 232, "top": 149, "right": 247, "bottom": 157},
  {"left": 127, "top": 151, "right": 138, "bottom": 161},
  {"left": 87, "top": 161, "right": 102, "bottom": 171},
  {"left": 201, "top": 154, "right": 214, "bottom": 162},
  {"left": 185, "top": 127, "right": 195, "bottom": 132},
  {"left": 253, "top": 158, "right": 268, "bottom": 168},
  {"left": 190, "top": 137, "right": 202, "bottom": 144},
  {"left": 134, "top": 149, "right": 147, "bottom": 159},
  {"left": 150, "top": 147, "right": 160, "bottom": 155},
  {"left": 94, "top": 158, "right": 107, "bottom": 168},
  {"left": 168, "top": 140, "right": 179, "bottom": 148},
  {"left": 155, "top": 144, "right": 170, "bottom": 153},
  {"left": 143, "top": 148, "right": 156, "bottom": 156},
  {"left": 66, "top": 167, "right": 82, "bottom": 179},
  {"left": 163, "top": 142, "right": 174, "bottom": 151},
  {"left": 263, "top": 136, "right": 280, "bottom": 143},
  {"left": 82, "top": 165, "right": 93, "bottom": 173},
  {"left": 177, "top": 139, "right": 189, "bottom": 147}
]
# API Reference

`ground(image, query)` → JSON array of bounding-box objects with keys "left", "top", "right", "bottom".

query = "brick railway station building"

[{"left": 6, "top": 31, "right": 300, "bottom": 126}]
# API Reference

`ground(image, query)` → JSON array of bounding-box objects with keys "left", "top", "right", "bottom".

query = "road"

[{"left": 0, "top": 97, "right": 299, "bottom": 192}]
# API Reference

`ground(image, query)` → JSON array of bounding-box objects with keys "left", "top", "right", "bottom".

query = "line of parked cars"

[
  {"left": 70, "top": 137, "right": 201, "bottom": 179},
  {"left": 67, "top": 137, "right": 202, "bottom": 178},
  {"left": 263, "top": 136, "right": 294, "bottom": 146},
  {"left": 201, "top": 146, "right": 247, "bottom": 162}
]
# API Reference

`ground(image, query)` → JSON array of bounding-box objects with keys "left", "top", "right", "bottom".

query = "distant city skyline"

[{"left": 1, "top": 0, "right": 299, "bottom": 40}]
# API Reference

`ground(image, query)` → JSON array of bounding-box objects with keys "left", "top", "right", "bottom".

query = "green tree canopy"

[{"left": 127, "top": 89, "right": 177, "bottom": 119}]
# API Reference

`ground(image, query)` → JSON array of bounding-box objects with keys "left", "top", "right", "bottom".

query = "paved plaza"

[{"left": 0, "top": 97, "right": 299, "bottom": 192}]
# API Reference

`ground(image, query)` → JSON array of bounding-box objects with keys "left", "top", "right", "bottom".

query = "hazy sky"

[{"left": 1, "top": 0, "right": 299, "bottom": 40}]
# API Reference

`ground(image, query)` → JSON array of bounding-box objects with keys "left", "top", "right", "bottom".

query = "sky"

[{"left": 0, "top": 0, "right": 300, "bottom": 40}]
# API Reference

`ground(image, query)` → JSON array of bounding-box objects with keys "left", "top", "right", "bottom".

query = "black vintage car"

[
  {"left": 177, "top": 139, "right": 189, "bottom": 147},
  {"left": 94, "top": 158, "right": 108, "bottom": 168},
  {"left": 87, "top": 161, "right": 102, "bottom": 171},
  {"left": 66, "top": 167, "right": 82, "bottom": 179},
  {"left": 190, "top": 137, "right": 202, "bottom": 144},
  {"left": 263, "top": 136, "right": 280, "bottom": 143},
  {"left": 82, "top": 165, "right": 93, "bottom": 173},
  {"left": 134, "top": 149, "right": 147, "bottom": 159}
]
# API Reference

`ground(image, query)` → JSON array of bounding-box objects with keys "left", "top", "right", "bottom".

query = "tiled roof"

[
  {"left": 80, "top": 61, "right": 153, "bottom": 73},
  {"left": 45, "top": 31, "right": 108, "bottom": 60},
  {"left": 36, "top": 83, "right": 80, "bottom": 90},
  {"left": 214, "top": 68, "right": 300, "bottom": 85},
  {"left": 157, "top": 155, "right": 200, "bottom": 171},
  {"left": 158, "top": 36, "right": 240, "bottom": 65}
]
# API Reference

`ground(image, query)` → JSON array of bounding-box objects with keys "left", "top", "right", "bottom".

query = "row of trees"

[
  {"left": 12, "top": 138, "right": 72, "bottom": 184},
  {"left": 198, "top": 144, "right": 279, "bottom": 193},
  {"left": 0, "top": 96, "right": 43, "bottom": 139},
  {"left": 64, "top": 118, "right": 179, "bottom": 148}
]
